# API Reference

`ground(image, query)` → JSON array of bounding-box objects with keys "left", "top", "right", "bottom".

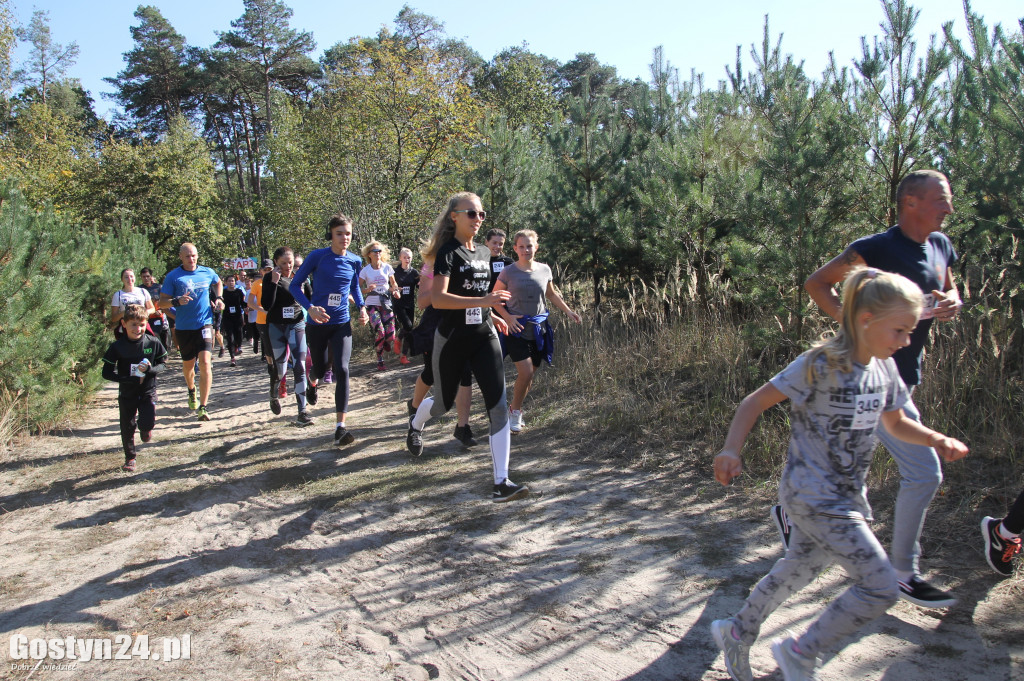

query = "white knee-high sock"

[
  {"left": 490, "top": 422, "right": 511, "bottom": 484},
  {"left": 411, "top": 397, "right": 433, "bottom": 431}
]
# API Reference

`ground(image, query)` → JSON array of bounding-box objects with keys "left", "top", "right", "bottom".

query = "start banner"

[{"left": 222, "top": 257, "right": 257, "bottom": 270}]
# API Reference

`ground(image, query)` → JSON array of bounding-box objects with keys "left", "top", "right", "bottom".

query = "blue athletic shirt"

[
  {"left": 851, "top": 225, "right": 958, "bottom": 386},
  {"left": 161, "top": 265, "right": 220, "bottom": 330},
  {"left": 290, "top": 247, "right": 365, "bottom": 325}
]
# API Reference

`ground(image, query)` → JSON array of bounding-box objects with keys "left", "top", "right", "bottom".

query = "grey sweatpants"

[
  {"left": 734, "top": 507, "right": 899, "bottom": 658},
  {"left": 875, "top": 392, "right": 942, "bottom": 574}
]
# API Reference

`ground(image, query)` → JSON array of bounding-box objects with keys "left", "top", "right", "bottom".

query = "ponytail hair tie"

[{"left": 865, "top": 268, "right": 880, "bottom": 279}]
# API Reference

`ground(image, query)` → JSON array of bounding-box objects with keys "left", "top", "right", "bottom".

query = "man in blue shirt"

[
  {"left": 803, "top": 169, "right": 963, "bottom": 608},
  {"left": 159, "top": 242, "right": 224, "bottom": 422}
]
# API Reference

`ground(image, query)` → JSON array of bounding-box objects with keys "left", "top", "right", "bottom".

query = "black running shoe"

[
  {"left": 140, "top": 430, "right": 152, "bottom": 443},
  {"left": 218, "top": 346, "right": 224, "bottom": 358},
  {"left": 270, "top": 397, "right": 281, "bottom": 415},
  {"left": 453, "top": 424, "right": 478, "bottom": 447},
  {"left": 897, "top": 576, "right": 957, "bottom": 608},
  {"left": 493, "top": 479, "right": 529, "bottom": 503},
  {"left": 771, "top": 504, "right": 791, "bottom": 549},
  {"left": 307, "top": 381, "right": 318, "bottom": 405},
  {"left": 406, "top": 423, "right": 423, "bottom": 457},
  {"left": 334, "top": 426, "right": 355, "bottom": 446},
  {"left": 296, "top": 411, "right": 314, "bottom": 427},
  {"left": 982, "top": 516, "right": 1021, "bottom": 577}
]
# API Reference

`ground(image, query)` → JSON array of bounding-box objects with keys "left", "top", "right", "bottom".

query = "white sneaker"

[
  {"left": 711, "top": 619, "right": 752, "bottom": 681},
  {"left": 771, "top": 637, "right": 818, "bottom": 681},
  {"left": 509, "top": 409, "right": 523, "bottom": 433}
]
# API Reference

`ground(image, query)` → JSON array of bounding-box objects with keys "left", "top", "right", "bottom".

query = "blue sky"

[{"left": 10, "top": 0, "right": 1023, "bottom": 118}]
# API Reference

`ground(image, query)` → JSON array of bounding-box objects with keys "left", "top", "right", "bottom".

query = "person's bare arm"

[
  {"left": 546, "top": 280, "right": 582, "bottom": 323},
  {"left": 492, "top": 279, "right": 519, "bottom": 332},
  {"left": 804, "top": 246, "right": 866, "bottom": 323},
  {"left": 931, "top": 268, "right": 963, "bottom": 322},
  {"left": 880, "top": 409, "right": 968, "bottom": 462},
  {"left": 431, "top": 273, "right": 509, "bottom": 310},
  {"left": 212, "top": 279, "right": 224, "bottom": 311},
  {"left": 713, "top": 382, "right": 788, "bottom": 485},
  {"left": 418, "top": 281, "right": 432, "bottom": 310}
]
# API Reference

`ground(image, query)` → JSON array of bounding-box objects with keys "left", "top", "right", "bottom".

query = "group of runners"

[
  {"left": 101, "top": 194, "right": 582, "bottom": 503},
  {"left": 100, "top": 179, "right": 1023, "bottom": 679}
]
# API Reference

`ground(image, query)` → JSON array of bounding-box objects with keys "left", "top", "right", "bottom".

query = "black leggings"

[
  {"left": 430, "top": 324, "right": 508, "bottom": 434},
  {"left": 307, "top": 322, "right": 353, "bottom": 413},
  {"left": 1003, "top": 488, "right": 1024, "bottom": 535},
  {"left": 395, "top": 305, "right": 415, "bottom": 336},
  {"left": 222, "top": 319, "right": 243, "bottom": 358},
  {"left": 420, "top": 350, "right": 472, "bottom": 388}
]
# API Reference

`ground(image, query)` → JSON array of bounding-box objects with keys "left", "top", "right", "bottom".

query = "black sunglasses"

[
  {"left": 370, "top": 249, "right": 382, "bottom": 253},
  {"left": 452, "top": 209, "right": 486, "bottom": 220}
]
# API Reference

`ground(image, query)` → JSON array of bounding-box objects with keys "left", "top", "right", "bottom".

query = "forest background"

[{"left": 0, "top": 0, "right": 1022, "bottom": 507}]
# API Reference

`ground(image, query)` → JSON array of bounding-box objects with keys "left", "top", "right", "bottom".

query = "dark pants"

[
  {"left": 307, "top": 322, "right": 352, "bottom": 414},
  {"left": 395, "top": 305, "right": 415, "bottom": 355},
  {"left": 222, "top": 318, "right": 244, "bottom": 358},
  {"left": 119, "top": 392, "right": 156, "bottom": 461}
]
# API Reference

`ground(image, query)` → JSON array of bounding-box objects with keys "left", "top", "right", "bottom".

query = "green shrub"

[{"left": 0, "top": 182, "right": 157, "bottom": 445}]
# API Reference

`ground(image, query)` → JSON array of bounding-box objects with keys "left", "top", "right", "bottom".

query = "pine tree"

[
  {"left": 729, "top": 20, "right": 863, "bottom": 345},
  {"left": 105, "top": 5, "right": 199, "bottom": 138},
  {"left": 14, "top": 9, "right": 79, "bottom": 108}
]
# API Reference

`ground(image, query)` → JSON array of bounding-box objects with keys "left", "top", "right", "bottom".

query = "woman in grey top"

[{"left": 493, "top": 229, "right": 581, "bottom": 433}]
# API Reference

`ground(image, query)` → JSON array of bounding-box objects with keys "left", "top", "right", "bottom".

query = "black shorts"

[
  {"left": 176, "top": 326, "right": 215, "bottom": 361},
  {"left": 505, "top": 333, "right": 544, "bottom": 367}
]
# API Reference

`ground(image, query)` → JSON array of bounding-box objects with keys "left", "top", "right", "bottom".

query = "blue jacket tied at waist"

[{"left": 508, "top": 311, "right": 555, "bottom": 366}]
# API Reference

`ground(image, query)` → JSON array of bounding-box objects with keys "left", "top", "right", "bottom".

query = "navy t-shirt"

[{"left": 851, "top": 225, "right": 958, "bottom": 386}]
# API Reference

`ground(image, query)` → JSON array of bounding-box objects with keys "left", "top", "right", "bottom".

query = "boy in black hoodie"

[{"left": 101, "top": 304, "right": 168, "bottom": 472}]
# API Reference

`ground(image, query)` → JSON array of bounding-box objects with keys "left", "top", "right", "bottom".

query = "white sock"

[
  {"left": 490, "top": 422, "right": 511, "bottom": 484},
  {"left": 998, "top": 522, "right": 1019, "bottom": 540},
  {"left": 337, "top": 421, "right": 345, "bottom": 429},
  {"left": 411, "top": 397, "right": 433, "bottom": 431}
]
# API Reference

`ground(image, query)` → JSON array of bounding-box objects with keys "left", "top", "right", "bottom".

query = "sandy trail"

[{"left": 1, "top": 347, "right": 1021, "bottom": 680}]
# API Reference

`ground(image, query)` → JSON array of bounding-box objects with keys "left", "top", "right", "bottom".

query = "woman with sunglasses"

[
  {"left": 406, "top": 192, "right": 528, "bottom": 502},
  {"left": 359, "top": 241, "right": 401, "bottom": 371},
  {"left": 407, "top": 247, "right": 478, "bottom": 449}
]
